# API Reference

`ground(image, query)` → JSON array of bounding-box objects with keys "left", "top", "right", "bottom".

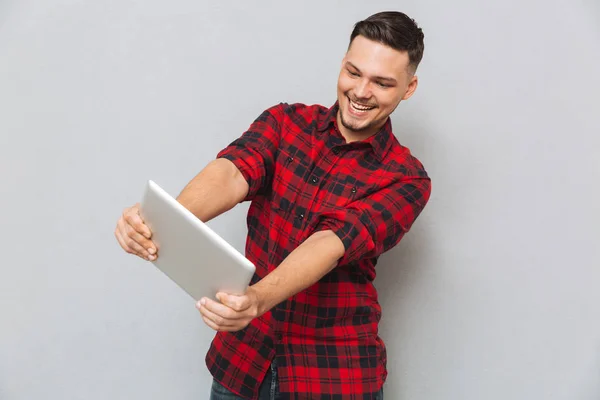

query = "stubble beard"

[{"left": 339, "top": 106, "right": 379, "bottom": 133}]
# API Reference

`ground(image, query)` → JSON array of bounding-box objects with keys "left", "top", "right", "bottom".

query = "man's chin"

[
  {"left": 341, "top": 113, "right": 371, "bottom": 132},
  {"left": 344, "top": 124, "right": 369, "bottom": 132}
]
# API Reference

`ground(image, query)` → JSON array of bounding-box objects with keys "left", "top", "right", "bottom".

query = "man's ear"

[{"left": 402, "top": 75, "right": 419, "bottom": 101}]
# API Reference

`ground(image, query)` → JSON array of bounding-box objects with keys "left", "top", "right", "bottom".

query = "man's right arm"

[
  {"left": 176, "top": 158, "right": 249, "bottom": 222},
  {"left": 115, "top": 103, "right": 285, "bottom": 261},
  {"left": 114, "top": 158, "right": 249, "bottom": 261}
]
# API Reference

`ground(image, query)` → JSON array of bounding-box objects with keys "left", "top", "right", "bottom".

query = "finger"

[
  {"left": 198, "top": 304, "right": 235, "bottom": 328},
  {"left": 201, "top": 315, "right": 222, "bottom": 331},
  {"left": 201, "top": 315, "right": 244, "bottom": 333},
  {"left": 125, "top": 205, "right": 152, "bottom": 239},
  {"left": 114, "top": 227, "right": 132, "bottom": 253},
  {"left": 118, "top": 219, "right": 151, "bottom": 259},
  {"left": 125, "top": 224, "right": 157, "bottom": 258},
  {"left": 129, "top": 204, "right": 158, "bottom": 256},
  {"left": 115, "top": 228, "right": 148, "bottom": 260},
  {"left": 217, "top": 292, "right": 250, "bottom": 312},
  {"left": 198, "top": 297, "right": 244, "bottom": 321}
]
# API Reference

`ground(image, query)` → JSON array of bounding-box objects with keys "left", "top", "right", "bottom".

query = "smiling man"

[
  {"left": 115, "top": 11, "right": 431, "bottom": 400},
  {"left": 337, "top": 35, "right": 418, "bottom": 141}
]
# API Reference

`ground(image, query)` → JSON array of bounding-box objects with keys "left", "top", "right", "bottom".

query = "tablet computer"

[{"left": 139, "top": 180, "right": 255, "bottom": 301}]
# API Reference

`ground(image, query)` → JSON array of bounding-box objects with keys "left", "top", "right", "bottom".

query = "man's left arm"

[
  {"left": 197, "top": 229, "right": 344, "bottom": 332},
  {"left": 197, "top": 175, "right": 431, "bottom": 331}
]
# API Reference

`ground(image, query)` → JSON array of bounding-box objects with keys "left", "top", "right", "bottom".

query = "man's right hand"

[{"left": 114, "top": 203, "right": 157, "bottom": 261}]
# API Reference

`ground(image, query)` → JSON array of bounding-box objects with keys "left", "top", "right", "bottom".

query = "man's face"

[{"left": 336, "top": 35, "right": 418, "bottom": 139}]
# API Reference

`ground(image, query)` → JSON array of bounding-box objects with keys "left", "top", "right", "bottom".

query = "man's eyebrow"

[
  {"left": 375, "top": 76, "right": 397, "bottom": 83},
  {"left": 345, "top": 61, "right": 397, "bottom": 84},
  {"left": 345, "top": 61, "right": 360, "bottom": 71}
]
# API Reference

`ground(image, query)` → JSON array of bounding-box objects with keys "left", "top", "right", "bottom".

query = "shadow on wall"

[
  {"left": 371, "top": 112, "right": 443, "bottom": 397},
  {"left": 373, "top": 110, "right": 439, "bottom": 305},
  {"left": 372, "top": 203, "right": 438, "bottom": 396},
  {"left": 576, "top": 346, "right": 600, "bottom": 400},
  {"left": 375, "top": 220, "right": 436, "bottom": 317}
]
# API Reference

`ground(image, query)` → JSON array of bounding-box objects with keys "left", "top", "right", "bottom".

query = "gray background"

[{"left": 1, "top": 0, "right": 599, "bottom": 399}]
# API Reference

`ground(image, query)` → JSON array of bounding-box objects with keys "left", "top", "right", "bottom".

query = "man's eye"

[
  {"left": 377, "top": 82, "right": 391, "bottom": 88},
  {"left": 348, "top": 70, "right": 360, "bottom": 77}
]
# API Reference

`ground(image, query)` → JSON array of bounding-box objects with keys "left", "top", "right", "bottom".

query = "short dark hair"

[{"left": 350, "top": 11, "right": 425, "bottom": 73}]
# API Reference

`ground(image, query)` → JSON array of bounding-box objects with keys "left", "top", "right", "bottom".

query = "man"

[{"left": 115, "top": 11, "right": 430, "bottom": 400}]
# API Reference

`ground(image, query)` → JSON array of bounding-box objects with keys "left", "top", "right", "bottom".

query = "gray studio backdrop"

[{"left": 1, "top": 1, "right": 599, "bottom": 399}]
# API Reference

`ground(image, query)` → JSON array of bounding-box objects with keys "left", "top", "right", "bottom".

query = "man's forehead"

[{"left": 346, "top": 41, "right": 410, "bottom": 76}]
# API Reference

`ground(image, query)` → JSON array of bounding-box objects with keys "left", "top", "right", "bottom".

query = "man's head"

[{"left": 337, "top": 11, "right": 424, "bottom": 140}]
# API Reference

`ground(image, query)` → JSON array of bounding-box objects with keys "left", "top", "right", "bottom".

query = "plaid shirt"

[{"left": 207, "top": 102, "right": 431, "bottom": 399}]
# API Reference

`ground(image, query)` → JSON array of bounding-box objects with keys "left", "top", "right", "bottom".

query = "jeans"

[
  {"left": 209, "top": 360, "right": 279, "bottom": 400},
  {"left": 209, "top": 359, "right": 384, "bottom": 399}
]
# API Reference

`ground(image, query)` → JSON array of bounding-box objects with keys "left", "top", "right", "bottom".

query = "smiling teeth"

[{"left": 350, "top": 100, "right": 375, "bottom": 111}]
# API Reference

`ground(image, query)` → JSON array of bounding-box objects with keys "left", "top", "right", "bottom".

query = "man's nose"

[{"left": 353, "top": 78, "right": 372, "bottom": 100}]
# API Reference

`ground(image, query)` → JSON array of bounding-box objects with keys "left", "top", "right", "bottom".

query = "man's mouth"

[{"left": 348, "top": 98, "right": 376, "bottom": 114}]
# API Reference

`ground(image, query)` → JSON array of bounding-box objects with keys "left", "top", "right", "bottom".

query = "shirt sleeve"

[
  {"left": 216, "top": 103, "right": 286, "bottom": 201},
  {"left": 313, "top": 175, "right": 431, "bottom": 266}
]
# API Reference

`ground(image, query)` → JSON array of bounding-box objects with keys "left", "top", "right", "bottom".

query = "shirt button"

[
  {"left": 287, "top": 156, "right": 294, "bottom": 163},
  {"left": 311, "top": 177, "right": 318, "bottom": 184},
  {"left": 298, "top": 213, "right": 304, "bottom": 219},
  {"left": 351, "top": 187, "right": 357, "bottom": 193}
]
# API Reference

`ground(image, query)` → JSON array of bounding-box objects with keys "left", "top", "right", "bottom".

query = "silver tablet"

[{"left": 139, "top": 180, "right": 255, "bottom": 301}]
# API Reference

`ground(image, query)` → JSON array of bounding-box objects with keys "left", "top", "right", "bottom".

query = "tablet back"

[{"left": 139, "top": 180, "right": 255, "bottom": 300}]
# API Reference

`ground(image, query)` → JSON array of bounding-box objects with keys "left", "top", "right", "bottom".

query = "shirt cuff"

[
  {"left": 314, "top": 209, "right": 376, "bottom": 266},
  {"left": 216, "top": 152, "right": 261, "bottom": 202}
]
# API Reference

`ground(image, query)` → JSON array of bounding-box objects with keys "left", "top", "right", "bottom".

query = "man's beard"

[{"left": 339, "top": 107, "right": 379, "bottom": 132}]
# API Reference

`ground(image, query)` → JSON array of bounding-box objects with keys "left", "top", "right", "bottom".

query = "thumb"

[{"left": 217, "top": 292, "right": 248, "bottom": 311}]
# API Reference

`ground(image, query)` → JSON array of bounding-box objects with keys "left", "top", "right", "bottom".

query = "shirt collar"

[{"left": 317, "top": 101, "right": 394, "bottom": 162}]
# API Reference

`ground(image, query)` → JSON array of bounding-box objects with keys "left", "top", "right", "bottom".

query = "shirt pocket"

[
  {"left": 321, "top": 172, "right": 374, "bottom": 209},
  {"left": 271, "top": 146, "right": 312, "bottom": 215},
  {"left": 323, "top": 163, "right": 404, "bottom": 210}
]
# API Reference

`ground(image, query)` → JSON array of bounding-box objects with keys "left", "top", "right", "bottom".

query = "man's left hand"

[{"left": 196, "top": 287, "right": 261, "bottom": 332}]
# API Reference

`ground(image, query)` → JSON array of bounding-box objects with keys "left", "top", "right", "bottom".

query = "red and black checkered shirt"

[{"left": 207, "top": 102, "right": 431, "bottom": 399}]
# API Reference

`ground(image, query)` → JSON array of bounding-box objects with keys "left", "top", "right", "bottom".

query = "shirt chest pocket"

[
  {"left": 321, "top": 174, "right": 370, "bottom": 209},
  {"left": 321, "top": 168, "right": 395, "bottom": 210},
  {"left": 271, "top": 146, "right": 314, "bottom": 215}
]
